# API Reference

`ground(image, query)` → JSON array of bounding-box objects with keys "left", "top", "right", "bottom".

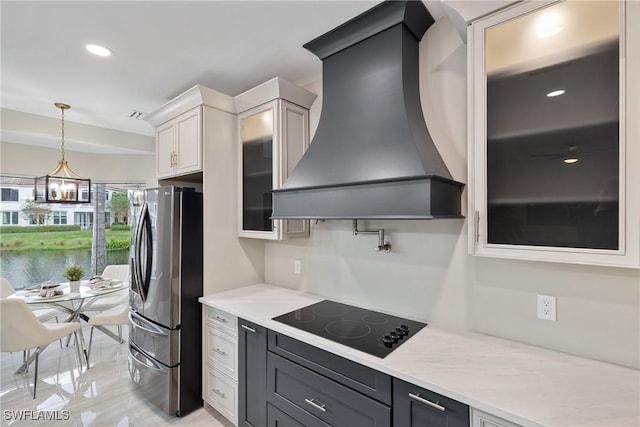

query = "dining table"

[{"left": 9, "top": 280, "right": 129, "bottom": 372}]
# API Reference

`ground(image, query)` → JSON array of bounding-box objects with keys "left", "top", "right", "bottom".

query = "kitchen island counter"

[{"left": 200, "top": 283, "right": 639, "bottom": 427}]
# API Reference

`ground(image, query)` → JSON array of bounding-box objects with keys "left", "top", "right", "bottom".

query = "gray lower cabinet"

[
  {"left": 268, "top": 352, "right": 391, "bottom": 426},
  {"left": 267, "top": 403, "right": 304, "bottom": 427},
  {"left": 266, "top": 331, "right": 391, "bottom": 427},
  {"left": 393, "top": 378, "right": 469, "bottom": 427},
  {"left": 239, "top": 328, "right": 469, "bottom": 427},
  {"left": 238, "top": 318, "right": 267, "bottom": 427}
]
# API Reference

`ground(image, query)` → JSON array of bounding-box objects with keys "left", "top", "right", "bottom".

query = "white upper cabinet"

[
  {"left": 145, "top": 85, "right": 236, "bottom": 181},
  {"left": 468, "top": 0, "right": 640, "bottom": 267},
  {"left": 235, "top": 77, "right": 316, "bottom": 240},
  {"left": 155, "top": 107, "right": 202, "bottom": 179}
]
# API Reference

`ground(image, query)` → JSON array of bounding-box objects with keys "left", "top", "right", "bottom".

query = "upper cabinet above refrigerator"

[
  {"left": 145, "top": 85, "right": 236, "bottom": 181},
  {"left": 235, "top": 77, "right": 316, "bottom": 240},
  {"left": 467, "top": 0, "right": 640, "bottom": 267}
]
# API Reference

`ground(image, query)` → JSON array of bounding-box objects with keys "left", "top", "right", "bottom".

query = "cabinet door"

[
  {"left": 238, "top": 102, "right": 277, "bottom": 239},
  {"left": 393, "top": 378, "right": 469, "bottom": 427},
  {"left": 175, "top": 107, "right": 202, "bottom": 176},
  {"left": 471, "top": 408, "right": 522, "bottom": 427},
  {"left": 468, "top": 0, "right": 640, "bottom": 267},
  {"left": 238, "top": 318, "right": 267, "bottom": 427},
  {"left": 156, "top": 120, "right": 175, "bottom": 179}
]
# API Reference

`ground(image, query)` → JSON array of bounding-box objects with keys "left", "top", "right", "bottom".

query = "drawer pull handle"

[
  {"left": 214, "top": 347, "right": 226, "bottom": 356},
  {"left": 241, "top": 324, "right": 256, "bottom": 333},
  {"left": 304, "top": 398, "right": 327, "bottom": 412},
  {"left": 409, "top": 393, "right": 446, "bottom": 412},
  {"left": 214, "top": 315, "right": 227, "bottom": 323},
  {"left": 213, "top": 388, "right": 226, "bottom": 398}
]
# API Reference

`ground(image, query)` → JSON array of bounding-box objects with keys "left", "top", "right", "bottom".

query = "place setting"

[{"left": 86, "top": 276, "right": 124, "bottom": 294}]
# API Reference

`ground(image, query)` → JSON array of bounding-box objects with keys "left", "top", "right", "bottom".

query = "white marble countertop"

[{"left": 199, "top": 283, "right": 640, "bottom": 427}]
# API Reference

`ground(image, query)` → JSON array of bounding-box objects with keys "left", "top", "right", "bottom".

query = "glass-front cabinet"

[
  {"left": 241, "top": 107, "right": 274, "bottom": 234},
  {"left": 236, "top": 77, "right": 316, "bottom": 240},
  {"left": 468, "top": 0, "right": 640, "bottom": 267}
]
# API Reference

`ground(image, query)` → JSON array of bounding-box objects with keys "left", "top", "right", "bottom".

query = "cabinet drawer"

[
  {"left": 393, "top": 378, "right": 469, "bottom": 427},
  {"left": 205, "top": 306, "right": 237, "bottom": 336},
  {"left": 267, "top": 352, "right": 391, "bottom": 427},
  {"left": 268, "top": 330, "right": 391, "bottom": 404},
  {"left": 267, "top": 403, "right": 304, "bottom": 427},
  {"left": 205, "top": 367, "right": 238, "bottom": 425},
  {"left": 205, "top": 328, "right": 238, "bottom": 380}
]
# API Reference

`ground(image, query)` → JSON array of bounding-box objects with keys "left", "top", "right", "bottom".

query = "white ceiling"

[{"left": 2, "top": 1, "right": 402, "bottom": 153}]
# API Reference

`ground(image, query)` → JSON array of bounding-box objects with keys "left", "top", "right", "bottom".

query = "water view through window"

[{"left": 0, "top": 176, "right": 143, "bottom": 289}]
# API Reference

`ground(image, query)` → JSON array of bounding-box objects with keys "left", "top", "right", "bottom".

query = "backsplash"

[{"left": 265, "top": 16, "right": 639, "bottom": 370}]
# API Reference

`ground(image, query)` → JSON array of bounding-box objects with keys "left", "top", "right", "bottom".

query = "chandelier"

[{"left": 34, "top": 103, "right": 91, "bottom": 203}]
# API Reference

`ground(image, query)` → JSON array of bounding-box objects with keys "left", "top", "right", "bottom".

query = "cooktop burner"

[{"left": 272, "top": 300, "right": 427, "bottom": 358}]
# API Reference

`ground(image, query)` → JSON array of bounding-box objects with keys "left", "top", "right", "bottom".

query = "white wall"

[
  {"left": 265, "top": 17, "right": 640, "bottom": 369},
  {"left": 0, "top": 141, "right": 156, "bottom": 186}
]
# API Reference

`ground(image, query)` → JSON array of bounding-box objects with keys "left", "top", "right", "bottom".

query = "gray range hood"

[{"left": 272, "top": 1, "right": 464, "bottom": 220}]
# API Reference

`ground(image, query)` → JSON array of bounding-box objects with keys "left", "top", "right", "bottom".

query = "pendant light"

[{"left": 34, "top": 103, "right": 91, "bottom": 203}]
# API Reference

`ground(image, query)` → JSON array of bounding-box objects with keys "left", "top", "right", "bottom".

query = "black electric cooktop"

[{"left": 272, "top": 300, "right": 427, "bottom": 358}]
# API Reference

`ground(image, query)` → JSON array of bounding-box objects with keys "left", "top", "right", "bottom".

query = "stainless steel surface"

[
  {"left": 129, "top": 311, "right": 179, "bottom": 367},
  {"left": 304, "top": 398, "right": 327, "bottom": 412},
  {"left": 409, "top": 393, "right": 446, "bottom": 412},
  {"left": 352, "top": 220, "right": 391, "bottom": 253},
  {"left": 241, "top": 324, "right": 256, "bottom": 333},
  {"left": 129, "top": 342, "right": 179, "bottom": 415},
  {"left": 128, "top": 186, "right": 203, "bottom": 416}
]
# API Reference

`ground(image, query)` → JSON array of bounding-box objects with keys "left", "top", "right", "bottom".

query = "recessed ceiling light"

[
  {"left": 547, "top": 89, "right": 565, "bottom": 97},
  {"left": 85, "top": 44, "right": 112, "bottom": 57}
]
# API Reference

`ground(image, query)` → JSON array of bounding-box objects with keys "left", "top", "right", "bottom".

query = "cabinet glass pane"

[
  {"left": 485, "top": 1, "right": 619, "bottom": 250},
  {"left": 242, "top": 109, "right": 274, "bottom": 232}
]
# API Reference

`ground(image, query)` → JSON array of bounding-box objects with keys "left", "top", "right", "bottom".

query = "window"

[
  {"left": 2, "top": 211, "right": 18, "bottom": 225},
  {"left": 1, "top": 188, "right": 19, "bottom": 201},
  {"left": 53, "top": 211, "right": 67, "bottom": 225},
  {"left": 75, "top": 212, "right": 93, "bottom": 229}
]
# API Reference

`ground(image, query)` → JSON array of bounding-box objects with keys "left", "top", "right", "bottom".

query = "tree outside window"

[{"left": 20, "top": 201, "right": 52, "bottom": 225}]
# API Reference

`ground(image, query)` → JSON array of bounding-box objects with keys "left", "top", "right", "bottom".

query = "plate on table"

[
  {"left": 87, "top": 281, "right": 124, "bottom": 294},
  {"left": 32, "top": 291, "right": 68, "bottom": 301},
  {"left": 25, "top": 282, "right": 60, "bottom": 291}
]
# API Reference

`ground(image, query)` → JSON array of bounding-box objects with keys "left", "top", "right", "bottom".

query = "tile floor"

[{"left": 1, "top": 323, "right": 233, "bottom": 427}]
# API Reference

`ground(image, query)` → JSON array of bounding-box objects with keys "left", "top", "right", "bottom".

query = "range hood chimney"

[{"left": 272, "top": 1, "right": 464, "bottom": 220}]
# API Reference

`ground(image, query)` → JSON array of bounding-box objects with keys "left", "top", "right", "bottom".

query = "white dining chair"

[
  {"left": 0, "top": 277, "right": 62, "bottom": 324},
  {"left": 0, "top": 298, "right": 83, "bottom": 399},
  {"left": 83, "top": 264, "right": 129, "bottom": 313},
  {"left": 87, "top": 304, "right": 129, "bottom": 363}
]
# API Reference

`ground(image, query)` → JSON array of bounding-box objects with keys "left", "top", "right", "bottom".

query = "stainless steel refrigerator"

[{"left": 128, "top": 186, "right": 203, "bottom": 417}]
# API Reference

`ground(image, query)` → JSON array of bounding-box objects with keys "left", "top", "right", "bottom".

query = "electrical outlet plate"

[
  {"left": 537, "top": 295, "right": 557, "bottom": 321},
  {"left": 294, "top": 259, "right": 301, "bottom": 275}
]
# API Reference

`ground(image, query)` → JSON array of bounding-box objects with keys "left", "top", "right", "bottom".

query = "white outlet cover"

[
  {"left": 294, "top": 259, "right": 301, "bottom": 275},
  {"left": 537, "top": 295, "right": 557, "bottom": 321}
]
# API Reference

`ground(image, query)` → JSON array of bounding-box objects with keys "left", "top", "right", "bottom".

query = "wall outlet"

[
  {"left": 294, "top": 259, "right": 301, "bottom": 275},
  {"left": 537, "top": 295, "right": 557, "bottom": 321}
]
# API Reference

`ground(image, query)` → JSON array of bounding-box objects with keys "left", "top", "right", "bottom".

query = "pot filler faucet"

[{"left": 353, "top": 220, "right": 391, "bottom": 253}]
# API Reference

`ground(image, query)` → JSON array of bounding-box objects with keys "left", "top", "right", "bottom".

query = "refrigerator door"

[
  {"left": 131, "top": 186, "right": 181, "bottom": 328},
  {"left": 129, "top": 341, "right": 180, "bottom": 415},
  {"left": 129, "top": 310, "right": 179, "bottom": 367}
]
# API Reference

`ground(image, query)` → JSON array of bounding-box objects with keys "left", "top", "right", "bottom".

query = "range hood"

[{"left": 272, "top": 1, "right": 464, "bottom": 220}]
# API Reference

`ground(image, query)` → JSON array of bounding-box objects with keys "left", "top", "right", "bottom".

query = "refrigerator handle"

[
  {"left": 133, "top": 202, "right": 147, "bottom": 301},
  {"left": 141, "top": 204, "right": 153, "bottom": 298}
]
